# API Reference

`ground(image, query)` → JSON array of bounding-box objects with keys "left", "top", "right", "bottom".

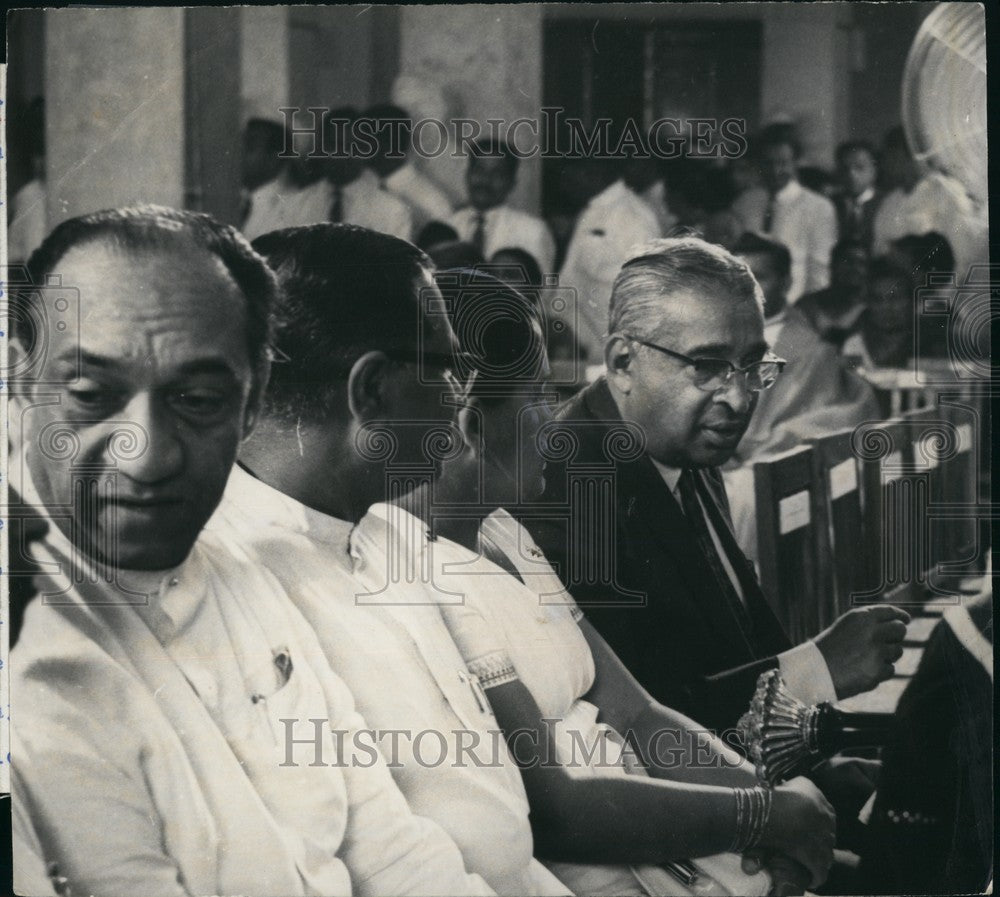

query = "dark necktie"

[
  {"left": 329, "top": 184, "right": 344, "bottom": 223},
  {"left": 471, "top": 211, "right": 486, "bottom": 255},
  {"left": 762, "top": 194, "right": 776, "bottom": 233},
  {"left": 676, "top": 469, "right": 756, "bottom": 647}
]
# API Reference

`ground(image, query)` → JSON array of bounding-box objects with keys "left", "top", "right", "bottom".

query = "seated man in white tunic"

[
  {"left": 208, "top": 223, "right": 568, "bottom": 896},
  {"left": 8, "top": 207, "right": 492, "bottom": 897}
]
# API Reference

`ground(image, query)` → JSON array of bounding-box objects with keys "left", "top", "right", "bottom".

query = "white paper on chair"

[
  {"left": 778, "top": 491, "right": 811, "bottom": 534},
  {"left": 957, "top": 423, "right": 973, "bottom": 454},
  {"left": 828, "top": 459, "right": 858, "bottom": 500}
]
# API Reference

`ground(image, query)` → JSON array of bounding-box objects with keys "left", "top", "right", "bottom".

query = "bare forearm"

[
  {"left": 530, "top": 774, "right": 742, "bottom": 865},
  {"left": 627, "top": 702, "right": 757, "bottom": 787}
]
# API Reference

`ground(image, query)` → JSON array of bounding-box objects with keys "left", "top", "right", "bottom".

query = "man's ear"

[
  {"left": 6, "top": 339, "right": 36, "bottom": 399},
  {"left": 347, "top": 350, "right": 392, "bottom": 423},
  {"left": 457, "top": 401, "right": 483, "bottom": 455},
  {"left": 242, "top": 357, "right": 272, "bottom": 440},
  {"left": 604, "top": 334, "right": 635, "bottom": 395}
]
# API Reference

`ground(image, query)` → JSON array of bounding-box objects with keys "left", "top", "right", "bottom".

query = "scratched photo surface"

[{"left": 2, "top": 4, "right": 993, "bottom": 897}]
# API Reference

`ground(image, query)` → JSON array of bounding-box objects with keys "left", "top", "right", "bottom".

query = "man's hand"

[
  {"left": 759, "top": 776, "right": 837, "bottom": 888},
  {"left": 810, "top": 756, "right": 880, "bottom": 851},
  {"left": 810, "top": 756, "right": 880, "bottom": 815},
  {"left": 814, "top": 605, "right": 911, "bottom": 699}
]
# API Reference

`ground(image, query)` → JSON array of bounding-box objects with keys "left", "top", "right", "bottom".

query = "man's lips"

[
  {"left": 701, "top": 421, "right": 747, "bottom": 440},
  {"left": 98, "top": 496, "right": 185, "bottom": 510}
]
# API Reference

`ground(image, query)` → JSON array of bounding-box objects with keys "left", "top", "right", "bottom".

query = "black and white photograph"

[{"left": 1, "top": 3, "right": 993, "bottom": 896}]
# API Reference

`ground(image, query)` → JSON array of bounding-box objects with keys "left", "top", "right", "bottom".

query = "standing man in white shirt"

[
  {"left": 295, "top": 107, "right": 414, "bottom": 241},
  {"left": 558, "top": 158, "right": 663, "bottom": 361},
  {"left": 240, "top": 117, "right": 311, "bottom": 241},
  {"left": 9, "top": 206, "right": 492, "bottom": 897},
  {"left": 366, "top": 103, "right": 454, "bottom": 234},
  {"left": 208, "top": 223, "right": 568, "bottom": 896},
  {"left": 733, "top": 124, "right": 838, "bottom": 303},
  {"left": 449, "top": 139, "right": 556, "bottom": 274}
]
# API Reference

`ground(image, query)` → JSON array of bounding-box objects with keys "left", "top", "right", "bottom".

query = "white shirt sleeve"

[{"left": 777, "top": 639, "right": 838, "bottom": 705}]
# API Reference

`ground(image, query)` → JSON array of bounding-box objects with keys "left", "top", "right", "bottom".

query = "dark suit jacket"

[
  {"left": 834, "top": 190, "right": 883, "bottom": 250},
  {"left": 526, "top": 377, "right": 792, "bottom": 734}
]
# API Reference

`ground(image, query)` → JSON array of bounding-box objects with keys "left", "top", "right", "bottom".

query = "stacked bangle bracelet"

[{"left": 729, "top": 786, "right": 773, "bottom": 853}]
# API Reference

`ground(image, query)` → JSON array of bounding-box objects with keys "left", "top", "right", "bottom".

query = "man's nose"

[
  {"left": 713, "top": 372, "right": 754, "bottom": 415},
  {"left": 109, "top": 393, "right": 184, "bottom": 485}
]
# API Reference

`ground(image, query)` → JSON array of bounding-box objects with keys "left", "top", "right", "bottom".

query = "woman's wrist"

[{"left": 728, "top": 786, "right": 773, "bottom": 853}]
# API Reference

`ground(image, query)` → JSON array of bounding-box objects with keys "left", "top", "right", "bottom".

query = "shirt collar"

[
  {"left": 600, "top": 179, "right": 630, "bottom": 203},
  {"left": 124, "top": 549, "right": 206, "bottom": 643},
  {"left": 221, "top": 464, "right": 354, "bottom": 552},
  {"left": 854, "top": 186, "right": 876, "bottom": 205},
  {"left": 15, "top": 449, "right": 199, "bottom": 639},
  {"left": 773, "top": 179, "right": 802, "bottom": 202}
]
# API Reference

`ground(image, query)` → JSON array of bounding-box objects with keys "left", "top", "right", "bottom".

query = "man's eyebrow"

[
  {"left": 55, "top": 351, "right": 240, "bottom": 378},
  {"left": 172, "top": 359, "right": 241, "bottom": 378},
  {"left": 56, "top": 349, "right": 115, "bottom": 369}
]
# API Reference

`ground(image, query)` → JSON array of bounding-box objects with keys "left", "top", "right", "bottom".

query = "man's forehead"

[
  {"left": 47, "top": 239, "right": 251, "bottom": 365},
  {"left": 58, "top": 238, "right": 244, "bottom": 312},
  {"left": 649, "top": 288, "right": 763, "bottom": 345}
]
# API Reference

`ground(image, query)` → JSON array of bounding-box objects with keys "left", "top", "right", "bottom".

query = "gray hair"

[{"left": 607, "top": 236, "right": 764, "bottom": 341}]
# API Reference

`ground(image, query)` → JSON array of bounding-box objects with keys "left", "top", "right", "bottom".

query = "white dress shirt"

[
  {"left": 294, "top": 168, "right": 414, "bottom": 240},
  {"left": 448, "top": 204, "right": 556, "bottom": 273},
  {"left": 208, "top": 467, "right": 569, "bottom": 897},
  {"left": 650, "top": 460, "right": 837, "bottom": 706},
  {"left": 241, "top": 173, "right": 318, "bottom": 241},
  {"left": 381, "top": 162, "right": 454, "bottom": 233},
  {"left": 558, "top": 180, "right": 663, "bottom": 360},
  {"left": 12, "top": 478, "right": 491, "bottom": 897},
  {"left": 734, "top": 180, "right": 838, "bottom": 303}
]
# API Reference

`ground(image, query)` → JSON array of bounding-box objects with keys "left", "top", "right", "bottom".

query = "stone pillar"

[
  {"left": 760, "top": 4, "right": 851, "bottom": 167},
  {"left": 44, "top": 8, "right": 186, "bottom": 224},
  {"left": 399, "top": 4, "right": 544, "bottom": 214},
  {"left": 240, "top": 6, "right": 290, "bottom": 122}
]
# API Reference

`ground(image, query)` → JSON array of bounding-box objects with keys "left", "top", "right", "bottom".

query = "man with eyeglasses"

[{"left": 527, "top": 236, "right": 908, "bottom": 738}]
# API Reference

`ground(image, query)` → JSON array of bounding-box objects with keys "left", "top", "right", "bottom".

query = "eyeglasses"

[{"left": 627, "top": 336, "right": 786, "bottom": 393}]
